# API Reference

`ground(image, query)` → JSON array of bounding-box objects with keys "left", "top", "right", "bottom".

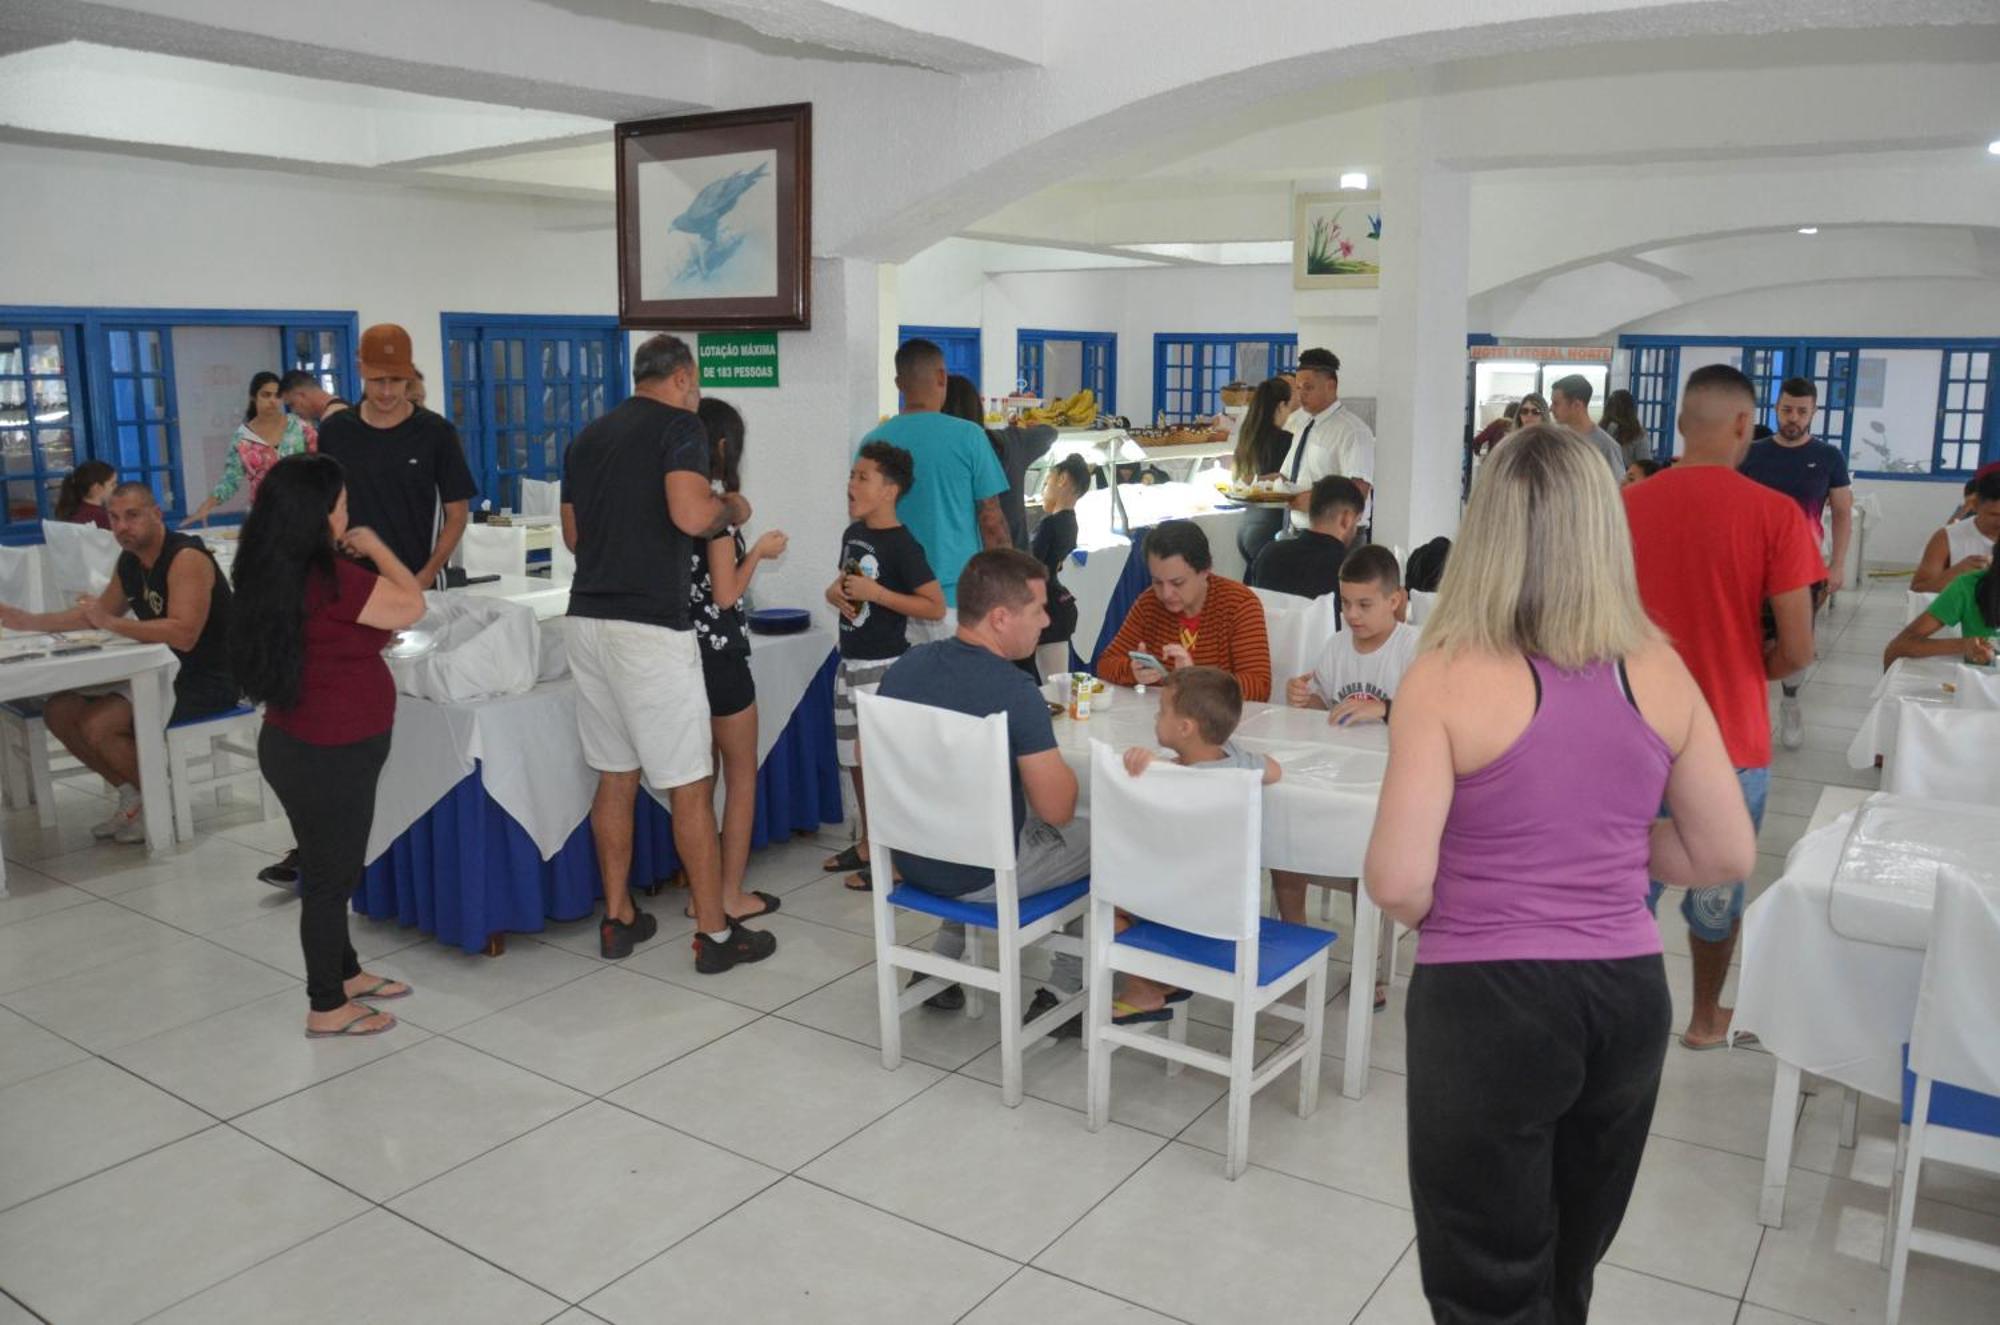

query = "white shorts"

[{"left": 566, "top": 616, "right": 712, "bottom": 790}]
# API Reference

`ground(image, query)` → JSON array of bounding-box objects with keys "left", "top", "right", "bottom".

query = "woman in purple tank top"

[{"left": 1363, "top": 426, "right": 1756, "bottom": 1325}]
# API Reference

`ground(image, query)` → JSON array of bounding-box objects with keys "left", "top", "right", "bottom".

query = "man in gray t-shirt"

[{"left": 1550, "top": 374, "right": 1627, "bottom": 482}]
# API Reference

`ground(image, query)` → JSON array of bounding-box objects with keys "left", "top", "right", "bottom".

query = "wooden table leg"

[{"left": 483, "top": 932, "right": 507, "bottom": 957}]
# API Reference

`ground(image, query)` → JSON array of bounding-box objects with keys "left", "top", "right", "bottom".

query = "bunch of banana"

[{"left": 1017, "top": 388, "right": 1098, "bottom": 428}]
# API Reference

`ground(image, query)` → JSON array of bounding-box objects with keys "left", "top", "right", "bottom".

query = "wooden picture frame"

[
  {"left": 616, "top": 102, "right": 812, "bottom": 330},
  {"left": 1292, "top": 191, "right": 1381, "bottom": 290}
]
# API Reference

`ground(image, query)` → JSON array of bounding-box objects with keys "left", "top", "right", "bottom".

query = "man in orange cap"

[{"left": 316, "top": 324, "right": 476, "bottom": 587}]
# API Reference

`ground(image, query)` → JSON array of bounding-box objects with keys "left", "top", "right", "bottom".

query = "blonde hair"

[{"left": 1421, "top": 424, "right": 1658, "bottom": 670}]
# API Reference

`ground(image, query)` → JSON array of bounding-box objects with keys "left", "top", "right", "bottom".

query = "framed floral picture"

[
  {"left": 616, "top": 102, "right": 812, "bottom": 330},
  {"left": 1292, "top": 192, "right": 1381, "bottom": 290}
]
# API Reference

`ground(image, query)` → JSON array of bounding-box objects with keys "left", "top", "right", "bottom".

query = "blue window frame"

[
  {"left": 0, "top": 322, "right": 85, "bottom": 535},
  {"left": 1937, "top": 348, "right": 1993, "bottom": 476},
  {"left": 898, "top": 325, "right": 982, "bottom": 391},
  {"left": 1627, "top": 344, "right": 1679, "bottom": 460},
  {"left": 1622, "top": 334, "right": 2000, "bottom": 480},
  {"left": 1016, "top": 329, "right": 1116, "bottom": 413},
  {"left": 442, "top": 314, "right": 626, "bottom": 513},
  {"left": 0, "top": 306, "right": 356, "bottom": 539},
  {"left": 1152, "top": 334, "right": 1297, "bottom": 424}
]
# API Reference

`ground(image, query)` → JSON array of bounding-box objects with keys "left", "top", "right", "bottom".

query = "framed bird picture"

[{"left": 616, "top": 103, "right": 812, "bottom": 330}]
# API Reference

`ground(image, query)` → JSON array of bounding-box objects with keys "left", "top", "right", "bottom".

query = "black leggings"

[
  {"left": 259, "top": 725, "right": 392, "bottom": 1013},
  {"left": 1405, "top": 956, "right": 1670, "bottom": 1325}
]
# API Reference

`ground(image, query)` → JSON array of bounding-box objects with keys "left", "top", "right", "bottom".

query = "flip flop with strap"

[
  {"left": 1112, "top": 1000, "right": 1174, "bottom": 1026},
  {"left": 822, "top": 844, "right": 865, "bottom": 873},
  {"left": 348, "top": 977, "right": 412, "bottom": 1001},
  {"left": 684, "top": 890, "right": 783, "bottom": 920},
  {"left": 305, "top": 1004, "right": 395, "bottom": 1039}
]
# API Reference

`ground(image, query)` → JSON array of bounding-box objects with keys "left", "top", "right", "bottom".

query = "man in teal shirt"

[{"left": 856, "top": 339, "right": 1009, "bottom": 635}]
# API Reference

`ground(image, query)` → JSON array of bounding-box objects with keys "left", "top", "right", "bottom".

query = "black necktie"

[{"left": 1288, "top": 418, "right": 1317, "bottom": 484}]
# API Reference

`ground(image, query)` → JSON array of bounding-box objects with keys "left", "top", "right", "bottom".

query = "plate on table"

[
  {"left": 383, "top": 629, "right": 437, "bottom": 660},
  {"left": 1216, "top": 481, "right": 1301, "bottom": 505},
  {"left": 748, "top": 608, "right": 812, "bottom": 636}
]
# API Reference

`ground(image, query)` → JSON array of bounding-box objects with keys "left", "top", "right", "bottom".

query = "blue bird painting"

[{"left": 670, "top": 160, "right": 770, "bottom": 280}]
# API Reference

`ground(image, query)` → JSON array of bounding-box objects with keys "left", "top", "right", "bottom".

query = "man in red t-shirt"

[{"left": 1624, "top": 364, "right": 1822, "bottom": 1050}]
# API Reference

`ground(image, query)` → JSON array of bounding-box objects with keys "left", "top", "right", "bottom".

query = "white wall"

[{"left": 894, "top": 241, "right": 1298, "bottom": 418}]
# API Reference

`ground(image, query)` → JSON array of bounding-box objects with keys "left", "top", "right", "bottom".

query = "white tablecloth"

[
  {"left": 366, "top": 626, "right": 833, "bottom": 863},
  {"left": 1050, "top": 684, "right": 1388, "bottom": 1100},
  {"left": 1846, "top": 657, "right": 1959, "bottom": 768},
  {"left": 453, "top": 574, "right": 571, "bottom": 621}
]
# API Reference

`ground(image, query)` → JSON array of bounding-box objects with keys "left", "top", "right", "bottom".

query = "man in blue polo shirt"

[
  {"left": 855, "top": 339, "right": 1009, "bottom": 637},
  {"left": 1739, "top": 375, "right": 1853, "bottom": 750}
]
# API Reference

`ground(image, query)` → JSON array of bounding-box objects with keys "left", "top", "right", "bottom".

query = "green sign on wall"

[{"left": 697, "top": 332, "right": 780, "bottom": 389}]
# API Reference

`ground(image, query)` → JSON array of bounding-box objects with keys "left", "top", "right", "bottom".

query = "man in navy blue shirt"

[
  {"left": 1739, "top": 376, "right": 1853, "bottom": 749},
  {"left": 878, "top": 548, "right": 1089, "bottom": 1029}
]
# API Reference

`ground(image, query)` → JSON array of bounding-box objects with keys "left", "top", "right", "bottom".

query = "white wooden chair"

[
  {"left": 459, "top": 524, "right": 528, "bottom": 580},
  {"left": 40, "top": 520, "right": 119, "bottom": 604},
  {"left": 0, "top": 702, "right": 103, "bottom": 826},
  {"left": 549, "top": 528, "right": 576, "bottom": 584},
  {"left": 0, "top": 544, "right": 45, "bottom": 613},
  {"left": 1084, "top": 742, "right": 1336, "bottom": 1178},
  {"left": 1886, "top": 866, "right": 2000, "bottom": 1324},
  {"left": 165, "top": 705, "right": 277, "bottom": 844},
  {"left": 856, "top": 691, "right": 1090, "bottom": 1107},
  {"left": 518, "top": 477, "right": 561, "bottom": 517}
]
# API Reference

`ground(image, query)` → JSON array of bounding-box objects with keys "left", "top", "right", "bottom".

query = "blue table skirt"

[{"left": 356, "top": 652, "right": 841, "bottom": 953}]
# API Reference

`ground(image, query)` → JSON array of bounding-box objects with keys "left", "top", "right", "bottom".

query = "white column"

[
  {"left": 1371, "top": 89, "right": 1471, "bottom": 557},
  {"left": 732, "top": 256, "right": 880, "bottom": 621}
]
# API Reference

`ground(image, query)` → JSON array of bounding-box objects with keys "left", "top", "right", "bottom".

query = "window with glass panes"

[
  {"left": 103, "top": 325, "right": 182, "bottom": 513},
  {"left": 1627, "top": 345, "right": 1678, "bottom": 458},
  {"left": 1152, "top": 335, "right": 1298, "bottom": 424},
  {"left": 441, "top": 317, "right": 622, "bottom": 512},
  {"left": 1742, "top": 345, "right": 1793, "bottom": 431},
  {"left": 1804, "top": 347, "right": 1856, "bottom": 453},
  {"left": 1937, "top": 349, "right": 1992, "bottom": 475},
  {"left": 1015, "top": 330, "right": 1116, "bottom": 413},
  {"left": 0, "top": 325, "right": 84, "bottom": 534},
  {"left": 283, "top": 326, "right": 347, "bottom": 396}
]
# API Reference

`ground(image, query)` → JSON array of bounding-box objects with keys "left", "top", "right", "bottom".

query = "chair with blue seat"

[
  {"left": 1083, "top": 742, "right": 1335, "bottom": 1179},
  {"left": 166, "top": 704, "right": 277, "bottom": 844},
  {"left": 1886, "top": 866, "right": 2000, "bottom": 1324},
  {"left": 856, "top": 690, "right": 1091, "bottom": 1107}
]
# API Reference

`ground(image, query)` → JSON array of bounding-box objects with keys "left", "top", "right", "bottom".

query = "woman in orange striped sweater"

[{"left": 1097, "top": 520, "right": 1272, "bottom": 701}]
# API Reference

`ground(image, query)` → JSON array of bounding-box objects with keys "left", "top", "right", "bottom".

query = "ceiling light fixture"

[
  {"left": 1797, "top": 226, "right": 1819, "bottom": 235},
  {"left": 1340, "top": 171, "right": 1368, "bottom": 190},
  {"left": 1988, "top": 139, "right": 2000, "bottom": 156}
]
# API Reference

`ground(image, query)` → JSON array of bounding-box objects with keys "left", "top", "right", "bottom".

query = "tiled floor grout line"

[
  {"left": 125, "top": 1203, "right": 382, "bottom": 1325},
  {"left": 0, "top": 1285, "right": 51, "bottom": 1325}
]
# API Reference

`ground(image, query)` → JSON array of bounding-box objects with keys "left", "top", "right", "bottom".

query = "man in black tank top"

[{"left": 0, "top": 482, "right": 238, "bottom": 843}]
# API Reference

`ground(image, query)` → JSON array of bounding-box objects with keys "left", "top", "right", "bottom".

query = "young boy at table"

[
  {"left": 1274, "top": 545, "right": 1419, "bottom": 1002},
  {"left": 1117, "top": 667, "right": 1279, "bottom": 1017},
  {"left": 824, "top": 442, "right": 947, "bottom": 890}
]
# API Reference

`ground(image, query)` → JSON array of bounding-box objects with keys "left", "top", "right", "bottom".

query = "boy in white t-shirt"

[
  {"left": 1285, "top": 544, "right": 1420, "bottom": 726},
  {"left": 1275, "top": 545, "right": 1415, "bottom": 1005}
]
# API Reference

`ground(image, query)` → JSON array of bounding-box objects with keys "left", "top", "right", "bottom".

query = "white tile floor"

[{"left": 2, "top": 582, "right": 1996, "bottom": 1324}]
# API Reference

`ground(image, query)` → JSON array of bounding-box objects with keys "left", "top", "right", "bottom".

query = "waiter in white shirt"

[{"left": 1280, "top": 348, "right": 1375, "bottom": 536}]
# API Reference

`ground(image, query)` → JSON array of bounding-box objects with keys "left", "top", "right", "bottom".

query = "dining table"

[
  {"left": 1845, "top": 656, "right": 1961, "bottom": 769},
  {"left": 0, "top": 634, "right": 178, "bottom": 886},
  {"left": 1735, "top": 790, "right": 2000, "bottom": 1227},
  {"left": 1049, "top": 685, "right": 1389, "bottom": 1099}
]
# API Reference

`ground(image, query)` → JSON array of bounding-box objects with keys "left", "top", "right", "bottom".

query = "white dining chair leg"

[
  {"left": 1085, "top": 903, "right": 1113, "bottom": 1131},
  {"left": 28, "top": 725, "right": 56, "bottom": 829},
  {"left": 1886, "top": 1081, "right": 1932, "bottom": 1325},
  {"left": 1883, "top": 1124, "right": 1908, "bottom": 1269},
  {"left": 997, "top": 932, "right": 1024, "bottom": 1109},
  {"left": 1225, "top": 996, "right": 1257, "bottom": 1180},
  {"left": 1838, "top": 1086, "right": 1859, "bottom": 1149},
  {"left": 1165, "top": 1001, "right": 1189, "bottom": 1078},
  {"left": 1299, "top": 958, "right": 1328, "bottom": 1118},
  {"left": 963, "top": 926, "right": 985, "bottom": 1020},
  {"left": 872, "top": 872, "right": 902, "bottom": 1072}
]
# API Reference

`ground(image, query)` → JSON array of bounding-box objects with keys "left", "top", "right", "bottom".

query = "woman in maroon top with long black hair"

[{"left": 231, "top": 453, "right": 426, "bottom": 1038}]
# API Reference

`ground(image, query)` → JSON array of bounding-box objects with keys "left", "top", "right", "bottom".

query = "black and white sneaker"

[
  {"left": 694, "top": 919, "right": 778, "bottom": 973},
  {"left": 258, "top": 848, "right": 301, "bottom": 892},
  {"left": 599, "top": 907, "right": 659, "bottom": 960},
  {"left": 908, "top": 972, "right": 965, "bottom": 1011},
  {"left": 1026, "top": 987, "right": 1082, "bottom": 1039}
]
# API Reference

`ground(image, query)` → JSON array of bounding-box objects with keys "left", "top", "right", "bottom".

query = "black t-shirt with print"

[
  {"left": 690, "top": 528, "right": 752, "bottom": 656},
  {"left": 562, "top": 397, "right": 711, "bottom": 630},
  {"left": 838, "top": 521, "right": 936, "bottom": 661},
  {"left": 316, "top": 405, "right": 477, "bottom": 580}
]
